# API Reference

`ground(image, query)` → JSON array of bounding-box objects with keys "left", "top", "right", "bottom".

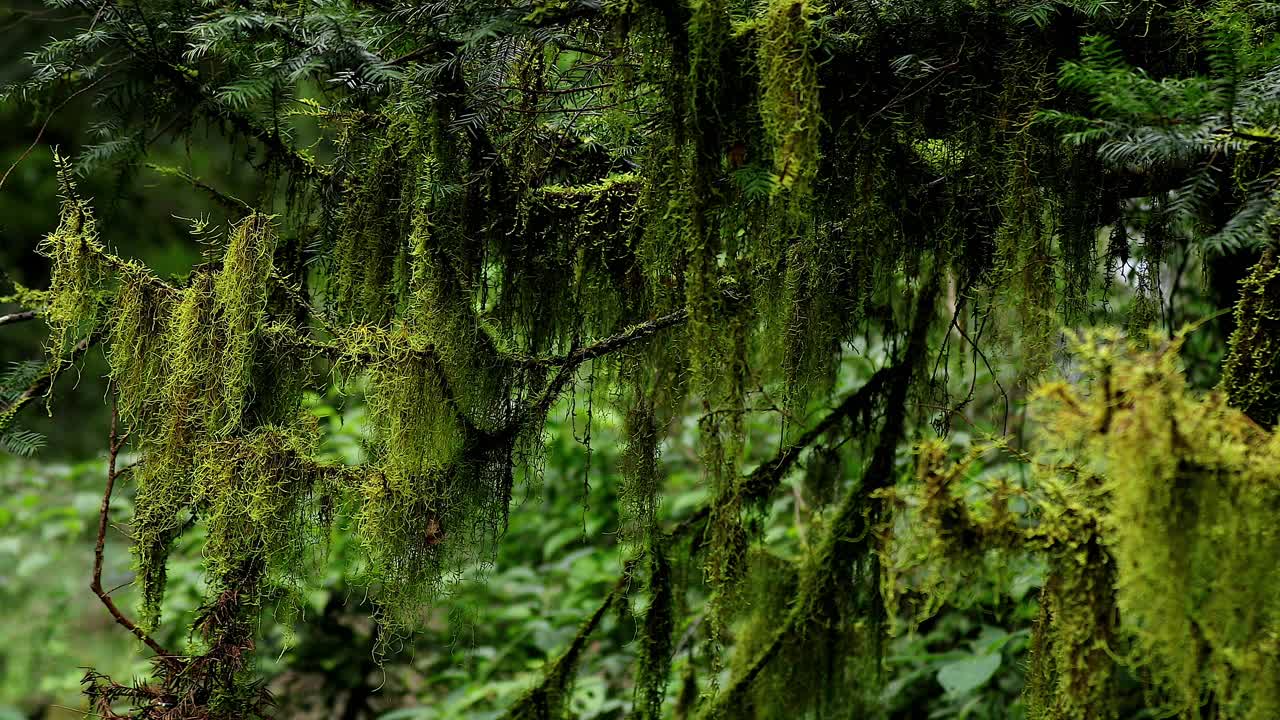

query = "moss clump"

[
  {"left": 1040, "top": 331, "right": 1280, "bottom": 719},
  {"left": 38, "top": 172, "right": 106, "bottom": 359},
  {"left": 1222, "top": 249, "right": 1280, "bottom": 426},
  {"left": 894, "top": 330, "right": 1280, "bottom": 720},
  {"left": 211, "top": 214, "right": 277, "bottom": 434},
  {"left": 758, "top": 0, "right": 821, "bottom": 201}
]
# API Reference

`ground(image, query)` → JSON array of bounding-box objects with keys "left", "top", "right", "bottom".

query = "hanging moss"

[
  {"left": 501, "top": 173, "right": 644, "bottom": 351},
  {"left": 107, "top": 265, "right": 175, "bottom": 427},
  {"left": 131, "top": 272, "right": 220, "bottom": 626},
  {"left": 365, "top": 341, "right": 464, "bottom": 476},
  {"left": 758, "top": 0, "right": 820, "bottom": 202},
  {"left": 193, "top": 428, "right": 332, "bottom": 598},
  {"left": 330, "top": 119, "right": 419, "bottom": 324},
  {"left": 38, "top": 172, "right": 106, "bottom": 359},
  {"left": 779, "top": 222, "right": 843, "bottom": 410},
  {"left": 991, "top": 150, "right": 1056, "bottom": 384},
  {"left": 1039, "top": 332, "right": 1280, "bottom": 719},
  {"left": 1222, "top": 249, "right": 1280, "bottom": 426},
  {"left": 212, "top": 214, "right": 277, "bottom": 434},
  {"left": 24, "top": 2, "right": 1280, "bottom": 716},
  {"left": 634, "top": 543, "right": 675, "bottom": 720},
  {"left": 619, "top": 397, "right": 662, "bottom": 546}
]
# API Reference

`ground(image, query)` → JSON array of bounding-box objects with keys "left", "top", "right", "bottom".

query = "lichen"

[
  {"left": 891, "top": 330, "right": 1280, "bottom": 719},
  {"left": 758, "top": 0, "right": 821, "bottom": 201},
  {"left": 1222, "top": 249, "right": 1280, "bottom": 426},
  {"left": 38, "top": 161, "right": 106, "bottom": 360}
]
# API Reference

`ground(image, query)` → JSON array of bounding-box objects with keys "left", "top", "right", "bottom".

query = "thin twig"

[
  {"left": 0, "top": 73, "right": 112, "bottom": 192},
  {"left": 0, "top": 310, "right": 37, "bottom": 327},
  {"left": 145, "top": 164, "right": 253, "bottom": 217},
  {"left": 90, "top": 400, "right": 178, "bottom": 666}
]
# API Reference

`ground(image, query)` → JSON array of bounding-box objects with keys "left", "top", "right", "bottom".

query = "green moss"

[
  {"left": 634, "top": 544, "right": 675, "bottom": 720},
  {"left": 211, "top": 214, "right": 277, "bottom": 434},
  {"left": 758, "top": 0, "right": 821, "bottom": 201},
  {"left": 194, "top": 428, "right": 329, "bottom": 590},
  {"left": 894, "top": 331, "right": 1280, "bottom": 719},
  {"left": 1222, "top": 250, "right": 1280, "bottom": 425},
  {"left": 1044, "top": 332, "right": 1280, "bottom": 718},
  {"left": 38, "top": 177, "right": 106, "bottom": 359},
  {"left": 107, "top": 265, "right": 175, "bottom": 427},
  {"left": 620, "top": 398, "right": 661, "bottom": 546},
  {"left": 24, "top": 4, "right": 1269, "bottom": 715}
]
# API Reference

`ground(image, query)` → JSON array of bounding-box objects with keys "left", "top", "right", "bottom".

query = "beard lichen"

[
  {"left": 38, "top": 172, "right": 107, "bottom": 361},
  {"left": 758, "top": 0, "right": 820, "bottom": 201},
  {"left": 1223, "top": 249, "right": 1280, "bottom": 427},
  {"left": 890, "top": 330, "right": 1280, "bottom": 720}
]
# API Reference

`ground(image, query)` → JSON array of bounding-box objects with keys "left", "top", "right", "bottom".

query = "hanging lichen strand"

[
  {"left": 758, "top": 0, "right": 819, "bottom": 202},
  {"left": 888, "top": 331, "right": 1280, "bottom": 720},
  {"left": 1222, "top": 250, "right": 1280, "bottom": 426},
  {"left": 37, "top": 156, "right": 109, "bottom": 362}
]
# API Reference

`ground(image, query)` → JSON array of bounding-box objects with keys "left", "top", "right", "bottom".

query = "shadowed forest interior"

[{"left": 2, "top": 0, "right": 1280, "bottom": 718}]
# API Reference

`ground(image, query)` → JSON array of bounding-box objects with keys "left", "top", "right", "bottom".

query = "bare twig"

[
  {"left": 90, "top": 400, "right": 178, "bottom": 666},
  {"left": 0, "top": 73, "right": 112, "bottom": 192},
  {"left": 0, "top": 310, "right": 37, "bottom": 327}
]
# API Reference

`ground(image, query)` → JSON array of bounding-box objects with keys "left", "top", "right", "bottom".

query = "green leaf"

[{"left": 936, "top": 653, "right": 1002, "bottom": 697}]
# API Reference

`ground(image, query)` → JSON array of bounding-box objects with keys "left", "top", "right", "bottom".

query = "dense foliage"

[{"left": 2, "top": 0, "right": 1280, "bottom": 717}]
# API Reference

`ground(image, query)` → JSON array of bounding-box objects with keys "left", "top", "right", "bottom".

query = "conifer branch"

[
  {"left": 0, "top": 335, "right": 95, "bottom": 427},
  {"left": 505, "top": 344, "right": 920, "bottom": 720}
]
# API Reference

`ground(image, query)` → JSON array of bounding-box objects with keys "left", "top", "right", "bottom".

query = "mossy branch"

[
  {"left": 701, "top": 275, "right": 938, "bottom": 719},
  {"left": 501, "top": 561, "right": 638, "bottom": 720},
  {"left": 738, "top": 365, "right": 897, "bottom": 504},
  {"left": 0, "top": 334, "right": 96, "bottom": 434},
  {"left": 526, "top": 309, "right": 688, "bottom": 418},
  {"left": 518, "top": 309, "right": 689, "bottom": 370}
]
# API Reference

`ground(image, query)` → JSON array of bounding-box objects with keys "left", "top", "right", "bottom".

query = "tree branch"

[
  {"left": 700, "top": 275, "right": 939, "bottom": 719},
  {"left": 526, "top": 309, "right": 688, "bottom": 419},
  {"left": 0, "top": 335, "right": 95, "bottom": 427},
  {"left": 738, "top": 366, "right": 896, "bottom": 504},
  {"left": 0, "top": 310, "right": 37, "bottom": 327},
  {"left": 90, "top": 400, "right": 178, "bottom": 666}
]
